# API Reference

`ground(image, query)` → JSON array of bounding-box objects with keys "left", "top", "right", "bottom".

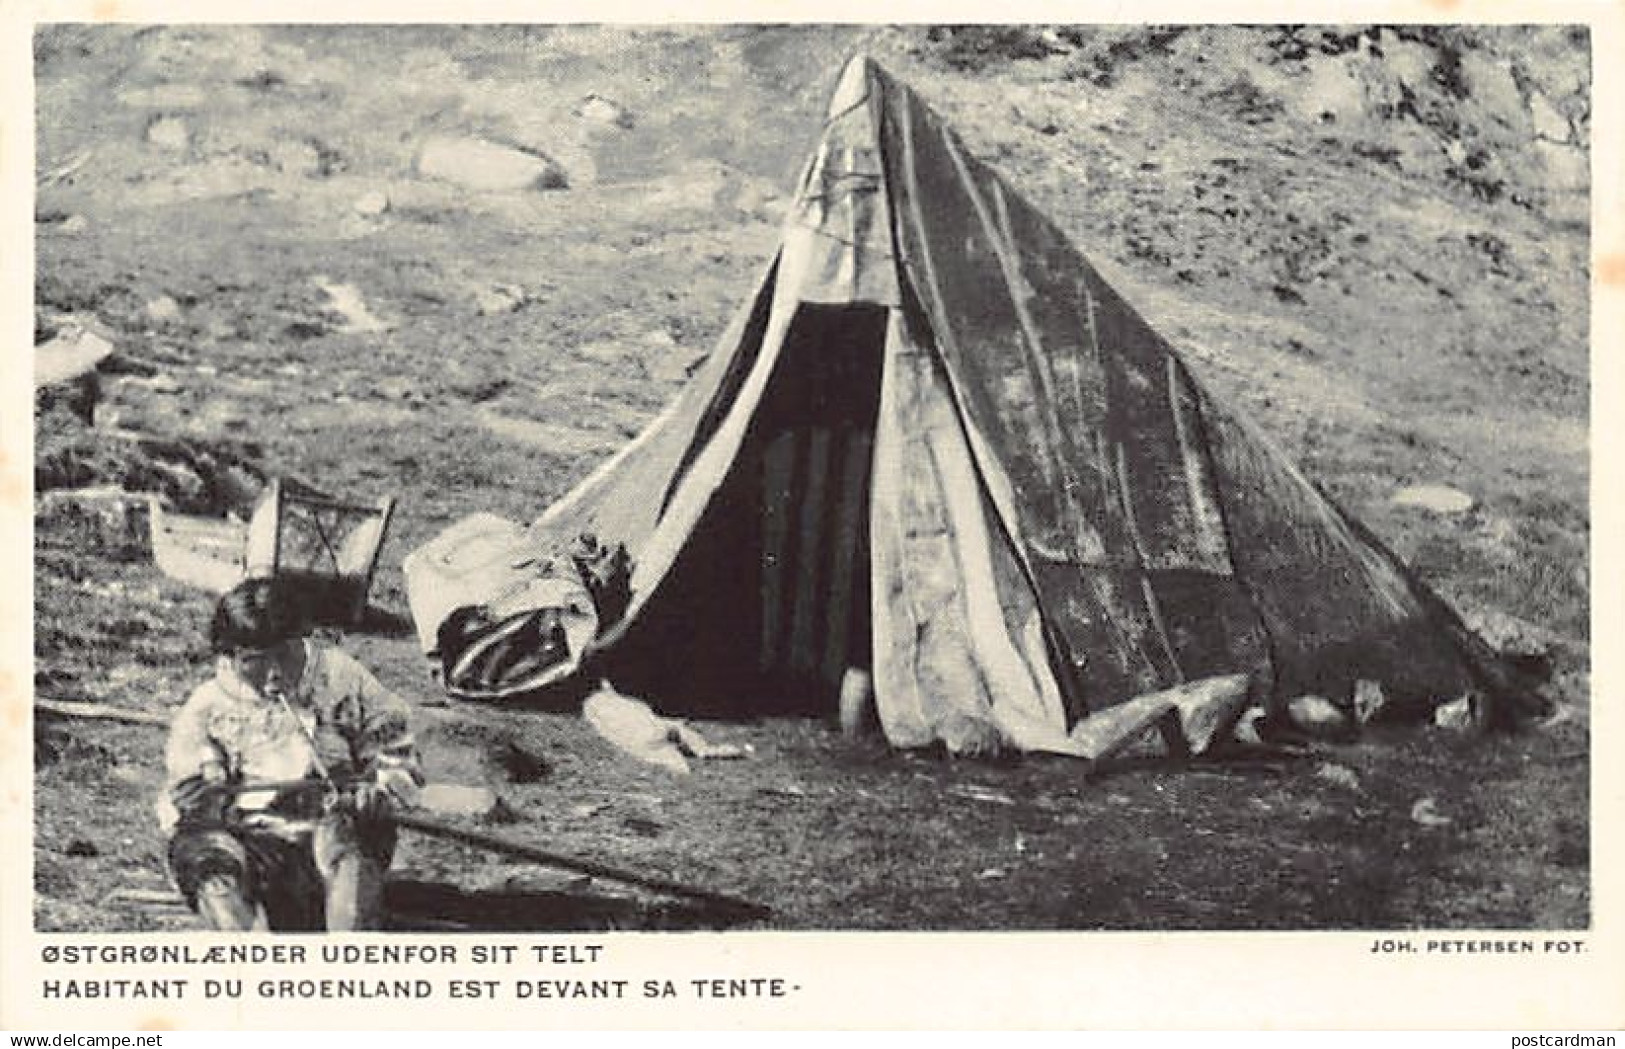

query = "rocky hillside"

[{"left": 34, "top": 24, "right": 1589, "bottom": 632}]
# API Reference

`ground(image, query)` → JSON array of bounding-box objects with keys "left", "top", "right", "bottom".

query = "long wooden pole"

[
  {"left": 217, "top": 780, "right": 769, "bottom": 921},
  {"left": 393, "top": 811, "right": 769, "bottom": 922}
]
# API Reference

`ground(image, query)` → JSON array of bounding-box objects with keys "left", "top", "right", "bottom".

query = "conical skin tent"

[{"left": 403, "top": 56, "right": 1540, "bottom": 753}]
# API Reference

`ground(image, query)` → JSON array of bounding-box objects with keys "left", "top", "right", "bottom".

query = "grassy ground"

[{"left": 31, "top": 25, "right": 1589, "bottom": 931}]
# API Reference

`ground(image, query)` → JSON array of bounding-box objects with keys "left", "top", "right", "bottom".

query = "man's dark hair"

[{"left": 209, "top": 577, "right": 307, "bottom": 654}]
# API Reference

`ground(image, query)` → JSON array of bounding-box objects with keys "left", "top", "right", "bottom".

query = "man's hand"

[
  {"left": 347, "top": 782, "right": 394, "bottom": 821},
  {"left": 235, "top": 811, "right": 310, "bottom": 843},
  {"left": 169, "top": 763, "right": 233, "bottom": 824},
  {"left": 375, "top": 766, "right": 422, "bottom": 808},
  {"left": 341, "top": 769, "right": 418, "bottom": 822}
]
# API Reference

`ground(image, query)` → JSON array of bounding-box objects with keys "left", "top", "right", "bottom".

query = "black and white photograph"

[{"left": 5, "top": 10, "right": 1618, "bottom": 1030}]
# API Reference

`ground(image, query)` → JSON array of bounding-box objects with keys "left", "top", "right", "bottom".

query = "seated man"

[{"left": 157, "top": 577, "right": 423, "bottom": 931}]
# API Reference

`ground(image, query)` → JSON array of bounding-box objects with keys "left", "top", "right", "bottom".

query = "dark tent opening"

[{"left": 606, "top": 302, "right": 889, "bottom": 718}]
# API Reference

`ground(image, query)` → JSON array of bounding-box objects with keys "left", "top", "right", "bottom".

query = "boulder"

[
  {"left": 415, "top": 136, "right": 568, "bottom": 192},
  {"left": 576, "top": 93, "right": 635, "bottom": 129},
  {"left": 34, "top": 326, "right": 114, "bottom": 389}
]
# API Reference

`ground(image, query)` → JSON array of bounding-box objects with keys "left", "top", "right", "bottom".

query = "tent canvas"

[{"left": 404, "top": 56, "right": 1542, "bottom": 757}]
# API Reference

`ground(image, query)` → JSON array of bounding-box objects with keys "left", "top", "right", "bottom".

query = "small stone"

[
  {"left": 268, "top": 139, "right": 323, "bottom": 177},
  {"left": 58, "top": 214, "right": 89, "bottom": 234},
  {"left": 1315, "top": 762, "right": 1360, "bottom": 790},
  {"left": 145, "top": 115, "right": 190, "bottom": 152},
  {"left": 145, "top": 296, "right": 182, "bottom": 323},
  {"left": 1288, "top": 694, "right": 1353, "bottom": 738},
  {"left": 316, "top": 279, "right": 390, "bottom": 334},
  {"left": 353, "top": 190, "right": 391, "bottom": 217},
  {"left": 377, "top": 377, "right": 415, "bottom": 401},
  {"left": 1391, "top": 484, "right": 1475, "bottom": 515},
  {"left": 1354, "top": 679, "right": 1387, "bottom": 724},
  {"left": 1232, "top": 707, "right": 1266, "bottom": 746},
  {"left": 1434, "top": 694, "right": 1478, "bottom": 731},
  {"left": 474, "top": 283, "right": 527, "bottom": 315},
  {"left": 1410, "top": 798, "right": 1453, "bottom": 828}
]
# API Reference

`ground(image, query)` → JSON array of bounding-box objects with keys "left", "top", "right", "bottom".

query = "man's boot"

[
  {"left": 325, "top": 854, "right": 387, "bottom": 931},
  {"left": 195, "top": 873, "right": 259, "bottom": 931}
]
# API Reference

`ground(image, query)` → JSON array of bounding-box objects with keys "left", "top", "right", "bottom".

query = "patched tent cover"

[{"left": 404, "top": 56, "right": 1541, "bottom": 756}]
